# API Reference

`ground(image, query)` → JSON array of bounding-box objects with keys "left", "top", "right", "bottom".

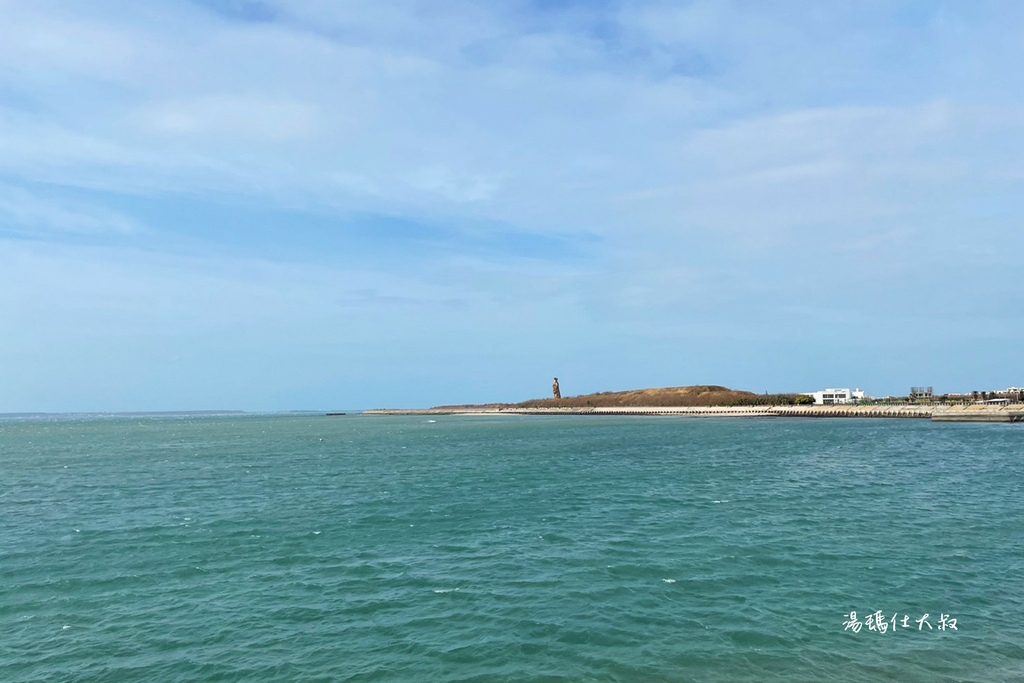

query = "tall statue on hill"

[{"left": 552, "top": 377, "right": 561, "bottom": 399}]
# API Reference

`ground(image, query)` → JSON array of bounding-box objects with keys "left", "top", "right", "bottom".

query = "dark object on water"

[{"left": 325, "top": 412, "right": 347, "bottom": 416}]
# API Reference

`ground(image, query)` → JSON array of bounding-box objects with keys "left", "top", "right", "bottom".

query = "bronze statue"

[{"left": 553, "top": 377, "right": 561, "bottom": 399}]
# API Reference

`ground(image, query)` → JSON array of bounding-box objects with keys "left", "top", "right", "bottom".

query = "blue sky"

[{"left": 2, "top": 0, "right": 1022, "bottom": 411}]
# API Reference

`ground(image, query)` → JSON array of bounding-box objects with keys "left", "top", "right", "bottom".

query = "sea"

[{"left": 2, "top": 413, "right": 1023, "bottom": 682}]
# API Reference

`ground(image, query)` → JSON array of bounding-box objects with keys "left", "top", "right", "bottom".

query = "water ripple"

[{"left": 2, "top": 415, "right": 1022, "bottom": 682}]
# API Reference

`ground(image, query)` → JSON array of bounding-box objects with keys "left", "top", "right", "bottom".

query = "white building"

[{"left": 804, "top": 388, "right": 866, "bottom": 405}]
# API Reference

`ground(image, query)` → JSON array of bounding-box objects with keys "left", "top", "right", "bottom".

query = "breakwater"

[{"left": 363, "top": 404, "right": 1024, "bottom": 422}]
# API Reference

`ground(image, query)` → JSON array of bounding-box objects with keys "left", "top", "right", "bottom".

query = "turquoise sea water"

[{"left": 3, "top": 414, "right": 1024, "bottom": 682}]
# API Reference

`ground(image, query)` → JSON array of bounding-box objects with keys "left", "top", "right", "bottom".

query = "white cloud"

[
  {"left": 0, "top": 3, "right": 1020, "bottom": 254},
  {"left": 138, "top": 95, "right": 319, "bottom": 140},
  {"left": 0, "top": 0, "right": 148, "bottom": 82},
  {"left": 404, "top": 164, "right": 497, "bottom": 203},
  {"left": 0, "top": 183, "right": 140, "bottom": 235}
]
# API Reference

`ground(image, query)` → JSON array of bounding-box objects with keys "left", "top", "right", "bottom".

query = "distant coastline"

[
  {"left": 361, "top": 385, "right": 1024, "bottom": 423},
  {"left": 363, "top": 404, "right": 1024, "bottom": 422},
  {"left": 0, "top": 410, "right": 247, "bottom": 419}
]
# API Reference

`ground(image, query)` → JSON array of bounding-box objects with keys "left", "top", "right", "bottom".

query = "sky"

[{"left": 1, "top": 0, "right": 1023, "bottom": 411}]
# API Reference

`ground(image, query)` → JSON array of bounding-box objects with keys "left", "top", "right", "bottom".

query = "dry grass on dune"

[
  {"left": 436, "top": 386, "right": 803, "bottom": 409},
  {"left": 519, "top": 385, "right": 800, "bottom": 408}
]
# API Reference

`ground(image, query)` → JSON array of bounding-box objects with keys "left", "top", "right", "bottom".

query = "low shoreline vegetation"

[
  {"left": 438, "top": 386, "right": 808, "bottom": 410},
  {"left": 519, "top": 386, "right": 807, "bottom": 408}
]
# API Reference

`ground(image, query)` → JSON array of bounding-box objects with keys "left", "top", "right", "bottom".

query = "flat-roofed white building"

[{"left": 804, "top": 388, "right": 866, "bottom": 405}]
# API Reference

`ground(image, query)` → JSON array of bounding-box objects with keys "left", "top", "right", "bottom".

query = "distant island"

[{"left": 436, "top": 385, "right": 808, "bottom": 410}]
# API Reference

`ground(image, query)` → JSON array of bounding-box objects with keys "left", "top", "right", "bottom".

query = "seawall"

[{"left": 931, "top": 405, "right": 1024, "bottom": 423}]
